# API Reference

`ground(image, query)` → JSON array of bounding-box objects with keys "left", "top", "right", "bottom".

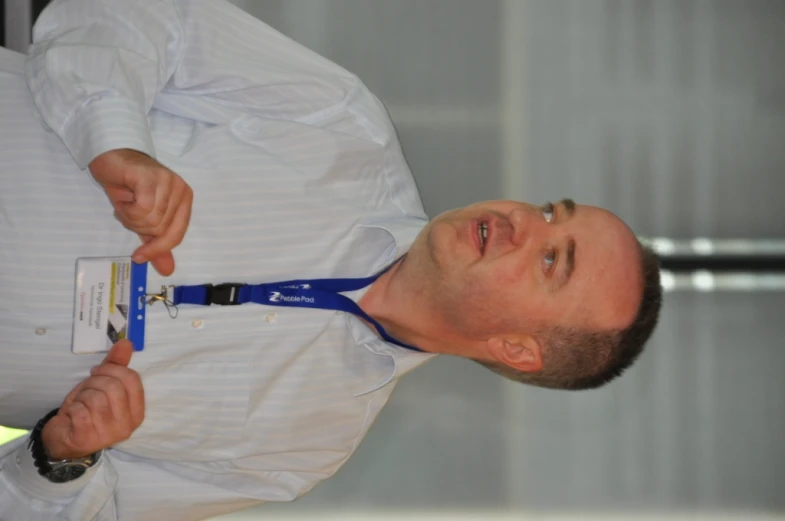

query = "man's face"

[{"left": 404, "top": 200, "right": 643, "bottom": 347}]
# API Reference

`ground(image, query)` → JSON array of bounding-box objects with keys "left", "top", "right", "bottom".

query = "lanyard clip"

[
  {"left": 205, "top": 283, "right": 246, "bottom": 306},
  {"left": 144, "top": 285, "right": 178, "bottom": 318},
  {"left": 146, "top": 286, "right": 168, "bottom": 306}
]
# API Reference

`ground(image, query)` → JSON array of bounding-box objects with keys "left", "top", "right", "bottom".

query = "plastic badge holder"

[{"left": 72, "top": 258, "right": 147, "bottom": 354}]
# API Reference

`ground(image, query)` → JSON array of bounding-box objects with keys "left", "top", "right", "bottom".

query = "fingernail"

[{"left": 132, "top": 254, "right": 146, "bottom": 264}]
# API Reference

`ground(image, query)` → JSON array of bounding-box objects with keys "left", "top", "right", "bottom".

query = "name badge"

[{"left": 72, "top": 258, "right": 148, "bottom": 354}]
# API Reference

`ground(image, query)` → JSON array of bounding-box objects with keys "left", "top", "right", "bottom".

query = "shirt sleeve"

[
  {"left": 25, "top": 0, "right": 359, "bottom": 169},
  {"left": 0, "top": 435, "right": 118, "bottom": 520},
  {"left": 0, "top": 436, "right": 269, "bottom": 521}
]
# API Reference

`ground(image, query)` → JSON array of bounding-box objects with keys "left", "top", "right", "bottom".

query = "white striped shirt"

[{"left": 0, "top": 1, "right": 435, "bottom": 519}]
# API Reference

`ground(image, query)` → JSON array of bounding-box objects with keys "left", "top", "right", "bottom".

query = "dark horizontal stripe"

[{"left": 660, "top": 255, "right": 785, "bottom": 273}]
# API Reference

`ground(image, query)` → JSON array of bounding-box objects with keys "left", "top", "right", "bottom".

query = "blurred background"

[{"left": 3, "top": 0, "right": 784, "bottom": 519}]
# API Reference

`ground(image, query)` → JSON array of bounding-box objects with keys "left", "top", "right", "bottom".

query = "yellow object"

[{"left": 0, "top": 426, "right": 27, "bottom": 444}]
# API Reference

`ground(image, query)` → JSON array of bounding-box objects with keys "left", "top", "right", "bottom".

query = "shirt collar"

[
  {"left": 346, "top": 314, "right": 437, "bottom": 397},
  {"left": 350, "top": 215, "right": 437, "bottom": 396},
  {"left": 358, "top": 216, "right": 427, "bottom": 264}
]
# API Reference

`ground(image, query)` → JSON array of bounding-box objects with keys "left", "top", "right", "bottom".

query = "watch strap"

[{"left": 28, "top": 408, "right": 61, "bottom": 478}]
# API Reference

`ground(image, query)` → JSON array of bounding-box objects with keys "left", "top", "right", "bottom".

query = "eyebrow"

[
  {"left": 560, "top": 198, "right": 576, "bottom": 218},
  {"left": 555, "top": 198, "right": 576, "bottom": 291},
  {"left": 554, "top": 238, "right": 576, "bottom": 292}
]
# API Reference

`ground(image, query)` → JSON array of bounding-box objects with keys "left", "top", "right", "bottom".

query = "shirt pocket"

[{"left": 116, "top": 360, "right": 252, "bottom": 462}]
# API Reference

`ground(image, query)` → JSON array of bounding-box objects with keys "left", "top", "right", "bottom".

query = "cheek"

[
  {"left": 454, "top": 271, "right": 512, "bottom": 332},
  {"left": 491, "top": 257, "right": 532, "bottom": 295},
  {"left": 479, "top": 261, "right": 538, "bottom": 326},
  {"left": 428, "top": 222, "right": 458, "bottom": 266}
]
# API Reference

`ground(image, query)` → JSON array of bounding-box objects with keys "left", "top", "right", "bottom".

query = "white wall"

[{"left": 219, "top": 1, "right": 785, "bottom": 518}]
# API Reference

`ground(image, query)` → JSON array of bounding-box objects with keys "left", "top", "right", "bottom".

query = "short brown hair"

[{"left": 477, "top": 243, "right": 662, "bottom": 390}]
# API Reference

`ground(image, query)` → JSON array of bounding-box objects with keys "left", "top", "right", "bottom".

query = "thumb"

[
  {"left": 133, "top": 235, "right": 175, "bottom": 275},
  {"left": 104, "top": 339, "right": 134, "bottom": 367},
  {"left": 148, "top": 252, "right": 176, "bottom": 277}
]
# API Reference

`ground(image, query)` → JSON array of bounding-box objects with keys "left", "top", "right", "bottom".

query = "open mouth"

[{"left": 477, "top": 221, "right": 488, "bottom": 254}]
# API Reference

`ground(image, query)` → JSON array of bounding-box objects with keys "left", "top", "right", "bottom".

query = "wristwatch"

[{"left": 27, "top": 408, "right": 101, "bottom": 483}]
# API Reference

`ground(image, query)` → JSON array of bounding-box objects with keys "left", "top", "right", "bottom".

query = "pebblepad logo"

[{"left": 269, "top": 291, "right": 315, "bottom": 304}]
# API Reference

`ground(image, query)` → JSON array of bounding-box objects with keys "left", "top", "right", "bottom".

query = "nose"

[
  {"left": 509, "top": 205, "right": 546, "bottom": 248},
  {"left": 509, "top": 207, "right": 529, "bottom": 247}
]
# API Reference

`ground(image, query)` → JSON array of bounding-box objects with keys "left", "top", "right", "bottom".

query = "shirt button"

[
  {"left": 35, "top": 328, "right": 47, "bottom": 336},
  {"left": 264, "top": 312, "right": 277, "bottom": 323},
  {"left": 16, "top": 455, "right": 21, "bottom": 465},
  {"left": 191, "top": 319, "right": 204, "bottom": 329}
]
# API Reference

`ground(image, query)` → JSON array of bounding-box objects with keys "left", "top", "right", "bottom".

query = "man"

[{"left": 0, "top": 0, "right": 662, "bottom": 519}]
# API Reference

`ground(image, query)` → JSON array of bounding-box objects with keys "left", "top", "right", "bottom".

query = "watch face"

[{"left": 48, "top": 463, "right": 89, "bottom": 483}]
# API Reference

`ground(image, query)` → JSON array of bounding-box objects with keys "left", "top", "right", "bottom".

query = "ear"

[{"left": 486, "top": 335, "right": 543, "bottom": 373}]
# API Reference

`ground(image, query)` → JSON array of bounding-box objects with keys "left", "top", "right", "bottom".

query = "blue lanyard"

[{"left": 169, "top": 259, "right": 422, "bottom": 352}]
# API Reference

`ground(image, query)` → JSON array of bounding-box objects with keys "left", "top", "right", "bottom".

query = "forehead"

[{"left": 562, "top": 205, "right": 642, "bottom": 330}]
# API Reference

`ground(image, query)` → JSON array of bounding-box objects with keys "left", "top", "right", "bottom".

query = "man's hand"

[
  {"left": 89, "top": 148, "right": 193, "bottom": 276},
  {"left": 42, "top": 340, "right": 145, "bottom": 460}
]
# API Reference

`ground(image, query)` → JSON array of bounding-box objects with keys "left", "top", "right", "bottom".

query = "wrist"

[
  {"left": 89, "top": 148, "right": 151, "bottom": 171},
  {"left": 40, "top": 421, "right": 82, "bottom": 461},
  {"left": 8, "top": 438, "right": 99, "bottom": 498},
  {"left": 30, "top": 409, "right": 101, "bottom": 483},
  {"left": 40, "top": 414, "right": 96, "bottom": 461}
]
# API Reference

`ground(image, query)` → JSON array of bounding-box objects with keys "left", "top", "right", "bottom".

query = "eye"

[
  {"left": 542, "top": 202, "right": 555, "bottom": 223},
  {"left": 544, "top": 248, "right": 557, "bottom": 271}
]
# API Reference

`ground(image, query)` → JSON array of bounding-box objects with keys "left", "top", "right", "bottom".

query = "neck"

[
  {"left": 358, "top": 257, "right": 476, "bottom": 356},
  {"left": 357, "top": 256, "right": 434, "bottom": 353}
]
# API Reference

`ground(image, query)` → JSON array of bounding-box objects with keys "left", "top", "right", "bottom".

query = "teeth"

[{"left": 478, "top": 223, "right": 488, "bottom": 250}]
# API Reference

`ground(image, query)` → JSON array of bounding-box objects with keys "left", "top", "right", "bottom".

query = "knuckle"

[
  {"left": 135, "top": 193, "right": 156, "bottom": 213},
  {"left": 134, "top": 410, "right": 145, "bottom": 428},
  {"left": 154, "top": 219, "right": 172, "bottom": 236},
  {"left": 132, "top": 407, "right": 145, "bottom": 430},
  {"left": 144, "top": 224, "right": 164, "bottom": 239},
  {"left": 83, "top": 388, "right": 110, "bottom": 411},
  {"left": 148, "top": 207, "right": 167, "bottom": 226},
  {"left": 69, "top": 403, "right": 91, "bottom": 427},
  {"left": 99, "top": 365, "right": 140, "bottom": 393},
  {"left": 92, "top": 363, "right": 121, "bottom": 379},
  {"left": 103, "top": 378, "right": 127, "bottom": 401},
  {"left": 107, "top": 366, "right": 137, "bottom": 390},
  {"left": 180, "top": 181, "right": 192, "bottom": 198},
  {"left": 139, "top": 203, "right": 156, "bottom": 217},
  {"left": 127, "top": 370, "right": 144, "bottom": 393}
]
